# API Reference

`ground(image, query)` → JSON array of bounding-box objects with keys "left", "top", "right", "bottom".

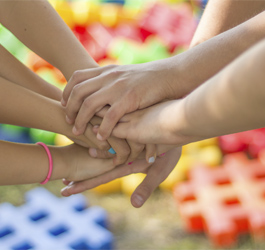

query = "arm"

[
  {"left": 62, "top": 10, "right": 265, "bottom": 141},
  {"left": 111, "top": 38, "right": 265, "bottom": 146},
  {"left": 0, "top": 0, "right": 136, "bottom": 165},
  {"left": 191, "top": 0, "right": 265, "bottom": 47},
  {"left": 0, "top": 0, "right": 97, "bottom": 80},
  {"left": 0, "top": 44, "right": 62, "bottom": 101},
  {"left": 0, "top": 140, "right": 114, "bottom": 185},
  {"left": 0, "top": 76, "right": 109, "bottom": 149}
]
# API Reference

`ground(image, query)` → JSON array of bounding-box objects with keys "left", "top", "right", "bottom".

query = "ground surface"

[{"left": 0, "top": 181, "right": 264, "bottom": 250}]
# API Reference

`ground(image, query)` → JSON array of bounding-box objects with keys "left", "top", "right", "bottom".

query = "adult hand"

[
  {"left": 62, "top": 60, "right": 180, "bottom": 141},
  {"left": 61, "top": 147, "right": 182, "bottom": 208}
]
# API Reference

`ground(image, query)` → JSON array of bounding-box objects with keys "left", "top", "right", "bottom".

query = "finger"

[
  {"left": 61, "top": 164, "right": 132, "bottom": 196},
  {"left": 107, "top": 137, "right": 131, "bottom": 166},
  {"left": 145, "top": 144, "right": 157, "bottom": 164},
  {"left": 95, "top": 106, "right": 109, "bottom": 118},
  {"left": 61, "top": 158, "right": 151, "bottom": 196},
  {"left": 126, "top": 141, "right": 145, "bottom": 165},
  {"left": 88, "top": 147, "right": 116, "bottom": 159},
  {"left": 62, "top": 178, "right": 72, "bottom": 186},
  {"left": 65, "top": 78, "right": 104, "bottom": 125},
  {"left": 131, "top": 148, "right": 181, "bottom": 208},
  {"left": 62, "top": 67, "right": 102, "bottom": 106},
  {"left": 83, "top": 122, "right": 110, "bottom": 150},
  {"left": 97, "top": 103, "right": 127, "bottom": 141},
  {"left": 72, "top": 91, "right": 109, "bottom": 135},
  {"left": 112, "top": 120, "right": 131, "bottom": 139}
]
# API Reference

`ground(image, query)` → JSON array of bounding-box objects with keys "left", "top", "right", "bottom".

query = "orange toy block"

[{"left": 173, "top": 152, "right": 265, "bottom": 247}]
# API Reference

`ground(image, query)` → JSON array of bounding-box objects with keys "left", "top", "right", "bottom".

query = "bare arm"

[
  {"left": 111, "top": 39, "right": 265, "bottom": 146},
  {"left": 0, "top": 44, "right": 61, "bottom": 101},
  {"left": 0, "top": 76, "right": 109, "bottom": 149},
  {"left": 62, "top": 10, "right": 265, "bottom": 141},
  {"left": 0, "top": 140, "right": 114, "bottom": 186},
  {"left": 191, "top": 0, "right": 265, "bottom": 47},
  {"left": 0, "top": 0, "right": 97, "bottom": 80}
]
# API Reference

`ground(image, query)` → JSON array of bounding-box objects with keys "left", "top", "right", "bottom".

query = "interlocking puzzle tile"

[
  {"left": 218, "top": 128, "right": 265, "bottom": 158},
  {"left": 139, "top": 3, "right": 197, "bottom": 51},
  {"left": 0, "top": 188, "right": 114, "bottom": 250},
  {"left": 173, "top": 152, "right": 265, "bottom": 247}
]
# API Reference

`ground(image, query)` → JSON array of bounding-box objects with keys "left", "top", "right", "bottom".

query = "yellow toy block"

[
  {"left": 92, "top": 179, "right": 122, "bottom": 194},
  {"left": 54, "top": 1, "right": 75, "bottom": 29},
  {"left": 100, "top": 4, "right": 120, "bottom": 27},
  {"left": 198, "top": 145, "right": 223, "bottom": 167},
  {"left": 160, "top": 154, "right": 195, "bottom": 191},
  {"left": 71, "top": 1, "right": 91, "bottom": 26},
  {"left": 54, "top": 134, "right": 73, "bottom": 146},
  {"left": 121, "top": 173, "right": 146, "bottom": 196}
]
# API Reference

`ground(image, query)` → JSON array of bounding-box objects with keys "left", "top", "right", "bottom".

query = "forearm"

[
  {"left": 178, "top": 39, "right": 265, "bottom": 142},
  {"left": 0, "top": 0, "right": 97, "bottom": 80},
  {"left": 190, "top": 0, "right": 265, "bottom": 47},
  {"left": 169, "top": 11, "right": 265, "bottom": 97},
  {"left": 0, "top": 45, "right": 61, "bottom": 101},
  {"left": 0, "top": 140, "right": 67, "bottom": 185},
  {"left": 0, "top": 76, "right": 74, "bottom": 138}
]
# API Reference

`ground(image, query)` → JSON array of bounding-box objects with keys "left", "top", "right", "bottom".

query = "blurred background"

[{"left": 1, "top": 0, "right": 265, "bottom": 249}]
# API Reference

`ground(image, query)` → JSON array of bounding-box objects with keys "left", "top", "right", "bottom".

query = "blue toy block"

[
  {"left": 0, "top": 188, "right": 114, "bottom": 250},
  {"left": 0, "top": 124, "right": 32, "bottom": 144},
  {"left": 101, "top": 0, "right": 125, "bottom": 5}
]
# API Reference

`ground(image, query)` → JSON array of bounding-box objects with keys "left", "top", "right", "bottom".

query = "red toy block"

[
  {"left": 139, "top": 3, "right": 197, "bottom": 52},
  {"left": 173, "top": 152, "right": 265, "bottom": 247},
  {"left": 219, "top": 128, "right": 265, "bottom": 158}
]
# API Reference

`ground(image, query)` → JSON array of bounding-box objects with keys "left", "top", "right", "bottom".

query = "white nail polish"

[{"left": 148, "top": 157, "right": 155, "bottom": 163}]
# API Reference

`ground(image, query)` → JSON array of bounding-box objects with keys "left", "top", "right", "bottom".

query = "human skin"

[
  {"left": 110, "top": 39, "right": 265, "bottom": 147},
  {"left": 0, "top": 140, "right": 114, "bottom": 185},
  {"left": 61, "top": 1, "right": 265, "bottom": 208},
  {"left": 62, "top": 1, "right": 265, "bottom": 142},
  {"left": 0, "top": 0, "right": 146, "bottom": 166}
]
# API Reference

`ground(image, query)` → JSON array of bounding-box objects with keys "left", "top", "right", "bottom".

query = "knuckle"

[
  {"left": 83, "top": 98, "right": 92, "bottom": 108},
  {"left": 137, "top": 185, "right": 151, "bottom": 198},
  {"left": 72, "top": 84, "right": 83, "bottom": 99},
  {"left": 98, "top": 143, "right": 109, "bottom": 151},
  {"left": 71, "top": 70, "right": 83, "bottom": 83}
]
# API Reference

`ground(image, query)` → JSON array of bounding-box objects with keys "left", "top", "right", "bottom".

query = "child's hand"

[
  {"left": 88, "top": 116, "right": 148, "bottom": 166},
  {"left": 61, "top": 147, "right": 182, "bottom": 208},
  {"left": 111, "top": 100, "right": 193, "bottom": 146},
  {"left": 62, "top": 60, "right": 182, "bottom": 141},
  {"left": 61, "top": 144, "right": 115, "bottom": 182}
]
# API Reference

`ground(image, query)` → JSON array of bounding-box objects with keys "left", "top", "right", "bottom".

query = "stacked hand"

[{"left": 60, "top": 62, "right": 185, "bottom": 207}]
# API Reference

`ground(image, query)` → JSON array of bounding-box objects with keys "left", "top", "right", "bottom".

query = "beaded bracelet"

[{"left": 36, "top": 142, "right": 53, "bottom": 184}]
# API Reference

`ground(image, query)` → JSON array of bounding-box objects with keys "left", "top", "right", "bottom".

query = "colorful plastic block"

[
  {"left": 219, "top": 128, "right": 265, "bottom": 158},
  {"left": 0, "top": 188, "right": 114, "bottom": 250},
  {"left": 173, "top": 152, "right": 265, "bottom": 247},
  {"left": 139, "top": 3, "right": 197, "bottom": 51},
  {"left": 0, "top": 125, "right": 31, "bottom": 144}
]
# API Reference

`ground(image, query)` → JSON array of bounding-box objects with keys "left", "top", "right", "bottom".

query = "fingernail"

[
  {"left": 128, "top": 162, "right": 133, "bottom": 165},
  {"left": 61, "top": 185, "right": 72, "bottom": 194},
  {"left": 72, "top": 126, "right": 78, "bottom": 135},
  {"left": 159, "top": 153, "right": 166, "bottom": 157},
  {"left": 66, "top": 115, "right": 72, "bottom": 124},
  {"left": 133, "top": 194, "right": 144, "bottom": 207},
  {"left": 89, "top": 148, "right": 97, "bottom": 158},
  {"left": 61, "top": 98, "right": 66, "bottom": 106},
  {"left": 148, "top": 156, "right": 155, "bottom": 163},
  {"left": 97, "top": 133, "right": 104, "bottom": 141}
]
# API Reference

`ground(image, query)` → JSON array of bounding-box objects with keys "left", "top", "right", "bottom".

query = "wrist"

[
  {"left": 48, "top": 146, "right": 70, "bottom": 181},
  {"left": 165, "top": 99, "right": 198, "bottom": 146},
  {"left": 162, "top": 56, "right": 198, "bottom": 100}
]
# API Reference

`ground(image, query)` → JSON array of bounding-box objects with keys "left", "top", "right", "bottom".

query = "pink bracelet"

[{"left": 36, "top": 142, "right": 53, "bottom": 185}]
